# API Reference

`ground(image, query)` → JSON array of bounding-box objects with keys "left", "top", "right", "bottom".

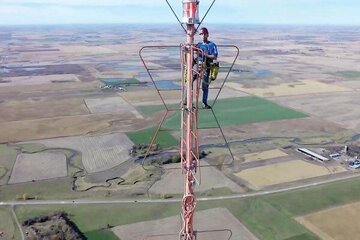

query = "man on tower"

[{"left": 197, "top": 27, "right": 218, "bottom": 109}]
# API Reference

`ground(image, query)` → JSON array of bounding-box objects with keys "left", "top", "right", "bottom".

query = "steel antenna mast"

[
  {"left": 141, "top": 1, "right": 237, "bottom": 239},
  {"left": 179, "top": 1, "right": 202, "bottom": 239}
]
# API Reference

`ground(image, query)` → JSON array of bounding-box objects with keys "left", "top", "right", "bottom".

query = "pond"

[
  {"left": 256, "top": 69, "right": 272, "bottom": 78},
  {"left": 117, "top": 65, "right": 143, "bottom": 71},
  {"left": 153, "top": 80, "right": 181, "bottom": 90},
  {"left": 0, "top": 67, "right": 10, "bottom": 73},
  {"left": 352, "top": 134, "right": 360, "bottom": 142}
]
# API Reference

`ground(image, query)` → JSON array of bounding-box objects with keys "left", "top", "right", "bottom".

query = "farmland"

[
  {"left": 28, "top": 133, "right": 134, "bottom": 173},
  {"left": 14, "top": 177, "right": 360, "bottom": 240},
  {"left": 129, "top": 96, "right": 308, "bottom": 147},
  {"left": 140, "top": 96, "right": 309, "bottom": 130},
  {"left": 236, "top": 160, "right": 346, "bottom": 189},
  {"left": 0, "top": 207, "right": 17, "bottom": 240},
  {"left": 0, "top": 24, "right": 360, "bottom": 239},
  {"left": 296, "top": 202, "right": 360, "bottom": 240},
  {"left": 9, "top": 152, "right": 67, "bottom": 184}
]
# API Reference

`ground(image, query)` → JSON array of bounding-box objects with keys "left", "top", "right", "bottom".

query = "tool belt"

[{"left": 210, "top": 61, "right": 219, "bottom": 81}]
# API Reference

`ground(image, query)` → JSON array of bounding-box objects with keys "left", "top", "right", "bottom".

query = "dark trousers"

[
  {"left": 202, "top": 68, "right": 210, "bottom": 105},
  {"left": 183, "top": 64, "right": 210, "bottom": 105}
]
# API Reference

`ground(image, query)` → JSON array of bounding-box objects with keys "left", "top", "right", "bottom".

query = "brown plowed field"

[
  {"left": 272, "top": 92, "right": 360, "bottom": 132},
  {"left": 296, "top": 202, "right": 360, "bottom": 240}
]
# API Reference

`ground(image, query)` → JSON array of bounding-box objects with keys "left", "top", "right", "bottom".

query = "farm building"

[{"left": 297, "top": 148, "right": 329, "bottom": 161}]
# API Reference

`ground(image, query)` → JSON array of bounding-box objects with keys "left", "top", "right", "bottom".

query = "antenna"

[
  {"left": 139, "top": 1, "right": 240, "bottom": 239},
  {"left": 179, "top": 1, "right": 201, "bottom": 239}
]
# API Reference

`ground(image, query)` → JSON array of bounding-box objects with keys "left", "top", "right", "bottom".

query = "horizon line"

[{"left": 1, "top": 22, "right": 360, "bottom": 27}]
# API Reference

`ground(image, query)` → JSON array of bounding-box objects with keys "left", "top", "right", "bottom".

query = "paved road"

[
  {"left": 1, "top": 173, "right": 359, "bottom": 207},
  {"left": 1, "top": 173, "right": 358, "bottom": 240}
]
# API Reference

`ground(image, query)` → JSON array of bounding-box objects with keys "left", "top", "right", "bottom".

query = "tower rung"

[
  {"left": 190, "top": 131, "right": 198, "bottom": 139},
  {"left": 190, "top": 151, "right": 199, "bottom": 160}
]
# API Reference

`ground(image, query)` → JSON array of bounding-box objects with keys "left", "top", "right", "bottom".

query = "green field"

[
  {"left": 333, "top": 70, "right": 360, "bottom": 79},
  {"left": 137, "top": 105, "right": 166, "bottom": 118},
  {"left": 264, "top": 176, "right": 360, "bottom": 216},
  {"left": 223, "top": 198, "right": 316, "bottom": 240},
  {"left": 126, "top": 126, "right": 178, "bottom": 148},
  {"left": 15, "top": 203, "right": 180, "bottom": 233},
  {"left": 137, "top": 103, "right": 178, "bottom": 118},
  {"left": 0, "top": 176, "right": 147, "bottom": 201},
  {"left": 14, "top": 143, "right": 46, "bottom": 153},
  {"left": 85, "top": 229, "right": 120, "bottom": 240},
  {"left": 15, "top": 176, "right": 360, "bottom": 240},
  {"left": 0, "top": 144, "right": 18, "bottom": 185},
  {"left": 0, "top": 207, "right": 23, "bottom": 240},
  {"left": 13, "top": 197, "right": 315, "bottom": 240},
  {"left": 0, "top": 167, "right": 6, "bottom": 178},
  {"left": 140, "top": 96, "right": 308, "bottom": 130},
  {"left": 101, "top": 78, "right": 141, "bottom": 86},
  {"left": 0, "top": 207, "right": 16, "bottom": 240},
  {"left": 130, "top": 97, "right": 307, "bottom": 148},
  {"left": 0, "top": 144, "right": 18, "bottom": 163},
  {"left": 0, "top": 177, "right": 88, "bottom": 201},
  {"left": 199, "top": 187, "right": 235, "bottom": 197}
]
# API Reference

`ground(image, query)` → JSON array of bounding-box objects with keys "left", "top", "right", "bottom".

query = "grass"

[
  {"left": 199, "top": 187, "right": 235, "bottom": 197},
  {"left": 333, "top": 71, "right": 360, "bottom": 79},
  {"left": 12, "top": 176, "right": 360, "bottom": 239},
  {"left": 284, "top": 234, "right": 318, "bottom": 240},
  {"left": 136, "top": 103, "right": 179, "bottom": 118},
  {"left": 297, "top": 136, "right": 338, "bottom": 145},
  {"left": 130, "top": 96, "right": 307, "bottom": 148},
  {"left": 120, "top": 78, "right": 141, "bottom": 85},
  {"left": 0, "top": 146, "right": 91, "bottom": 201},
  {"left": 0, "top": 207, "right": 16, "bottom": 240},
  {"left": 264, "top": 176, "right": 360, "bottom": 216},
  {"left": 101, "top": 78, "right": 141, "bottom": 86},
  {"left": 0, "top": 144, "right": 18, "bottom": 185},
  {"left": 74, "top": 176, "right": 96, "bottom": 191},
  {"left": 64, "top": 149, "right": 84, "bottom": 175},
  {"left": 0, "top": 177, "right": 91, "bottom": 201},
  {"left": 85, "top": 229, "right": 119, "bottom": 240},
  {"left": 137, "top": 105, "right": 166, "bottom": 118},
  {"left": 202, "top": 96, "right": 307, "bottom": 127},
  {"left": 233, "top": 198, "right": 316, "bottom": 240},
  {"left": 126, "top": 126, "right": 178, "bottom": 148},
  {"left": 79, "top": 88, "right": 97, "bottom": 93},
  {"left": 121, "top": 165, "right": 161, "bottom": 185},
  {"left": 14, "top": 143, "right": 47, "bottom": 153},
  {"left": 0, "top": 167, "right": 6, "bottom": 178},
  {"left": 14, "top": 196, "right": 318, "bottom": 240},
  {"left": 141, "top": 96, "right": 308, "bottom": 130},
  {"left": 0, "top": 144, "right": 18, "bottom": 156},
  {"left": 15, "top": 203, "right": 181, "bottom": 233},
  {"left": 75, "top": 165, "right": 162, "bottom": 191},
  {"left": 196, "top": 198, "right": 317, "bottom": 240}
]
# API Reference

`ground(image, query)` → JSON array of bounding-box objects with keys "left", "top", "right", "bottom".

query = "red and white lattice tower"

[
  {"left": 140, "top": 1, "right": 239, "bottom": 239},
  {"left": 179, "top": 1, "right": 201, "bottom": 239}
]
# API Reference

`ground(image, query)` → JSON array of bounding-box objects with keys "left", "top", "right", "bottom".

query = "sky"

[{"left": 0, "top": 0, "right": 359, "bottom": 26}]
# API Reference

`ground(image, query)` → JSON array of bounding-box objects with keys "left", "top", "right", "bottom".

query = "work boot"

[{"left": 202, "top": 104, "right": 212, "bottom": 109}]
